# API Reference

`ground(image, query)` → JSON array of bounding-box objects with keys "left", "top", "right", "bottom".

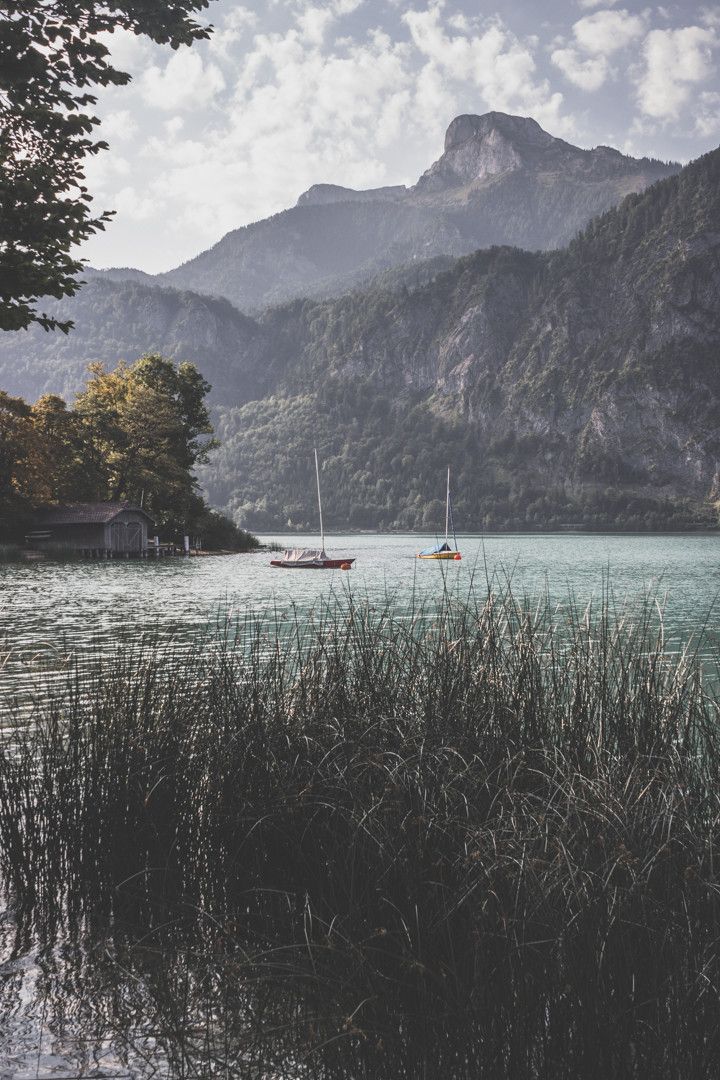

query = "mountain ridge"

[
  {"left": 87, "top": 112, "right": 678, "bottom": 312},
  {"left": 196, "top": 146, "right": 720, "bottom": 531},
  {"left": 1, "top": 125, "right": 715, "bottom": 532}
]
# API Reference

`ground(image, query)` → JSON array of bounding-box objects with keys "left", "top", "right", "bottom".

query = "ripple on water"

[{"left": 1, "top": 533, "right": 719, "bottom": 706}]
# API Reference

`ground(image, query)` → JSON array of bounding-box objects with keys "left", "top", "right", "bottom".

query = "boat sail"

[
  {"left": 417, "top": 467, "right": 462, "bottom": 561},
  {"left": 270, "top": 450, "right": 355, "bottom": 570}
]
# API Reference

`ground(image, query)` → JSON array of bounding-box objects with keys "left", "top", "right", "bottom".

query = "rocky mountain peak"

[
  {"left": 414, "top": 111, "right": 665, "bottom": 193},
  {"left": 415, "top": 112, "right": 567, "bottom": 191},
  {"left": 442, "top": 112, "right": 555, "bottom": 154}
]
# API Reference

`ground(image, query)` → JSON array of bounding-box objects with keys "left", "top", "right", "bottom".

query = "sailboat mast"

[
  {"left": 445, "top": 466, "right": 450, "bottom": 544},
  {"left": 314, "top": 448, "right": 325, "bottom": 552}
]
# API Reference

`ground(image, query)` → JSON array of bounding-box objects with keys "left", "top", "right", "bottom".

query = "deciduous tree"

[
  {"left": 0, "top": 0, "right": 212, "bottom": 332},
  {"left": 74, "top": 354, "right": 215, "bottom": 530}
]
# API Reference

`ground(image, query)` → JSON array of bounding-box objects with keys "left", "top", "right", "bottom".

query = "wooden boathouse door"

[{"left": 110, "top": 521, "right": 126, "bottom": 553}]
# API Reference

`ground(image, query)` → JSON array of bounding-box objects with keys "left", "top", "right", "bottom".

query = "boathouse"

[{"left": 29, "top": 502, "right": 155, "bottom": 556}]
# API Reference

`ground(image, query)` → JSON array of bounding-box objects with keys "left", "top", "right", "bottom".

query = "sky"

[{"left": 80, "top": 0, "right": 720, "bottom": 273}]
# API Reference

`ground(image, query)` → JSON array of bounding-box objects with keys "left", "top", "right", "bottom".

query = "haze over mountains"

[
  {"left": 2, "top": 112, "right": 717, "bottom": 531},
  {"left": 98, "top": 112, "right": 680, "bottom": 313}
]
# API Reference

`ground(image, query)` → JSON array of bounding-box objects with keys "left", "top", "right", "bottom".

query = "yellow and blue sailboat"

[{"left": 417, "top": 468, "right": 462, "bottom": 561}]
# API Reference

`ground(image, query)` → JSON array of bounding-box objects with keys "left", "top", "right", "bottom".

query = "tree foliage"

[
  {"left": 74, "top": 355, "right": 215, "bottom": 522},
  {"left": 0, "top": 0, "right": 212, "bottom": 331},
  {"left": 0, "top": 355, "right": 257, "bottom": 549}
]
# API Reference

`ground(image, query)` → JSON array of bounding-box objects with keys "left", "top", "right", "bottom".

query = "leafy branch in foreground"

[{"left": 0, "top": 0, "right": 212, "bottom": 331}]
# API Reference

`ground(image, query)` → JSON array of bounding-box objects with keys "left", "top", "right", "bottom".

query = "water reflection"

[{"left": 2, "top": 533, "right": 719, "bottom": 706}]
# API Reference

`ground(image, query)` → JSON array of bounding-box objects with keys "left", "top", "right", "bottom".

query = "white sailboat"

[
  {"left": 270, "top": 449, "right": 355, "bottom": 569},
  {"left": 417, "top": 467, "right": 462, "bottom": 560}
]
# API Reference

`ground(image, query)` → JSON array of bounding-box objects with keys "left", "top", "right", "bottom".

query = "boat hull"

[
  {"left": 270, "top": 558, "right": 355, "bottom": 569},
  {"left": 417, "top": 552, "right": 460, "bottom": 560}
]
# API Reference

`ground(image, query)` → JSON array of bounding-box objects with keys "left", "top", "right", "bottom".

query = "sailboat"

[
  {"left": 417, "top": 467, "right": 462, "bottom": 560},
  {"left": 270, "top": 450, "right": 355, "bottom": 570}
]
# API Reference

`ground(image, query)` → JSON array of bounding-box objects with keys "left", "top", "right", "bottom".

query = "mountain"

[
  {"left": 157, "top": 112, "right": 679, "bottom": 311},
  {"left": 0, "top": 257, "right": 454, "bottom": 403},
  {"left": 0, "top": 278, "right": 267, "bottom": 403},
  {"left": 194, "top": 146, "right": 720, "bottom": 532},
  {"left": 0, "top": 126, "right": 716, "bottom": 533}
]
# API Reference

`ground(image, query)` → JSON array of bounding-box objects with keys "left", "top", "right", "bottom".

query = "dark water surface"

[{"left": 0, "top": 532, "right": 719, "bottom": 1077}]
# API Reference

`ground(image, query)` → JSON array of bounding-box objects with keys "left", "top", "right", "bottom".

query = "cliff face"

[
  {"left": 415, "top": 112, "right": 627, "bottom": 190},
  {"left": 197, "top": 150, "right": 720, "bottom": 531},
  {"left": 0, "top": 132, "right": 715, "bottom": 532},
  {"left": 157, "top": 112, "right": 678, "bottom": 312}
]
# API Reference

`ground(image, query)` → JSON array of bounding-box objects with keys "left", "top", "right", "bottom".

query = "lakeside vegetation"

[
  {"left": 2, "top": 586, "right": 719, "bottom": 1076},
  {"left": 0, "top": 354, "right": 259, "bottom": 551}
]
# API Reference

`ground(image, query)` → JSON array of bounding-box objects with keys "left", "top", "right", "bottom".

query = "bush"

[{"left": 193, "top": 506, "right": 260, "bottom": 551}]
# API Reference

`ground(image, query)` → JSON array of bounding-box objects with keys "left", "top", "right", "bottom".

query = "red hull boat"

[
  {"left": 270, "top": 449, "right": 356, "bottom": 571},
  {"left": 270, "top": 553, "right": 355, "bottom": 570}
]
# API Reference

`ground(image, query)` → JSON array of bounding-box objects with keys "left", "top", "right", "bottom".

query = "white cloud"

[
  {"left": 82, "top": 151, "right": 131, "bottom": 195},
  {"left": 99, "top": 27, "right": 153, "bottom": 75},
  {"left": 577, "top": 0, "right": 619, "bottom": 7},
  {"left": 700, "top": 7, "right": 720, "bottom": 30},
  {"left": 551, "top": 48, "right": 608, "bottom": 91},
  {"left": 165, "top": 116, "right": 185, "bottom": 137},
  {"left": 696, "top": 90, "right": 720, "bottom": 137},
  {"left": 552, "top": 10, "right": 646, "bottom": 92},
  {"left": 297, "top": 6, "right": 335, "bottom": 45},
  {"left": 141, "top": 49, "right": 226, "bottom": 111},
  {"left": 572, "top": 9, "right": 646, "bottom": 55},
  {"left": 207, "top": 7, "right": 258, "bottom": 60},
  {"left": 101, "top": 109, "right": 138, "bottom": 142},
  {"left": 113, "top": 186, "right": 157, "bottom": 221},
  {"left": 637, "top": 25, "right": 718, "bottom": 119},
  {"left": 401, "top": 6, "right": 568, "bottom": 132},
  {"left": 121, "top": 24, "right": 421, "bottom": 252}
]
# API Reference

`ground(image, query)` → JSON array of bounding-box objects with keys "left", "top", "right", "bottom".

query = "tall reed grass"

[{"left": 1, "top": 584, "right": 719, "bottom": 1077}]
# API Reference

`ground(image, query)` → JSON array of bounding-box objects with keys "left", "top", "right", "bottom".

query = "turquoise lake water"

[
  {"left": 0, "top": 530, "right": 719, "bottom": 1074},
  {"left": 1, "top": 531, "right": 719, "bottom": 702}
]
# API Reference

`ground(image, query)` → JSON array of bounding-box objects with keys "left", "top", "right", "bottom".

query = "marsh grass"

[{"left": 1, "top": 583, "right": 720, "bottom": 1077}]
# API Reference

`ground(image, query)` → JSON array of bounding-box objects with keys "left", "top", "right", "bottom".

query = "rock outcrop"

[
  {"left": 156, "top": 112, "right": 678, "bottom": 312},
  {"left": 296, "top": 183, "right": 407, "bottom": 206}
]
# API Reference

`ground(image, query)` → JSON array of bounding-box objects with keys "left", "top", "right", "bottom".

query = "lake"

[
  {"left": 1, "top": 531, "right": 719, "bottom": 704},
  {"left": 1, "top": 530, "right": 719, "bottom": 1077}
]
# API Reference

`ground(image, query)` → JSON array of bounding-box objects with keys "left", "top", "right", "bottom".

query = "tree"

[
  {"left": 30, "top": 393, "right": 97, "bottom": 500},
  {"left": 0, "top": 390, "right": 36, "bottom": 536},
  {"left": 0, "top": 358, "right": 259, "bottom": 548},
  {"left": 0, "top": 0, "right": 212, "bottom": 332},
  {"left": 74, "top": 354, "right": 215, "bottom": 532}
]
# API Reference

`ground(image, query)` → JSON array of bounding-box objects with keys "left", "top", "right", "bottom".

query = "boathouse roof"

[{"left": 37, "top": 502, "right": 155, "bottom": 526}]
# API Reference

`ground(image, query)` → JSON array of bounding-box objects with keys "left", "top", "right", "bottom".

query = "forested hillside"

[
  {"left": 1, "top": 136, "right": 715, "bottom": 533},
  {"left": 0, "top": 278, "right": 267, "bottom": 403},
  {"left": 197, "top": 148, "right": 720, "bottom": 531}
]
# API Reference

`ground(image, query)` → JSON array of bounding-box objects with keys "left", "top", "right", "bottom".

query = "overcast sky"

[{"left": 81, "top": 0, "right": 720, "bottom": 273}]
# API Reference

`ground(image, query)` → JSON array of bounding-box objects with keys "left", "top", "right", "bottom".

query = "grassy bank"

[{"left": 1, "top": 588, "right": 720, "bottom": 1077}]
